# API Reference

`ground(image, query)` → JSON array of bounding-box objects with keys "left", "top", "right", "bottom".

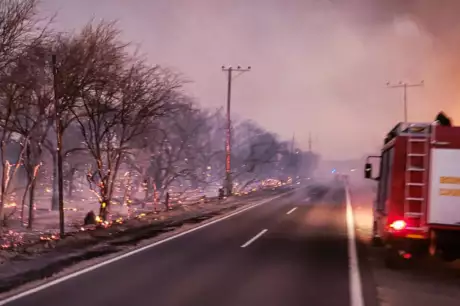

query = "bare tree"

[
  {"left": 136, "top": 107, "right": 289, "bottom": 200},
  {"left": 27, "top": 21, "right": 130, "bottom": 234},
  {"left": 0, "top": 0, "right": 41, "bottom": 72},
  {"left": 6, "top": 42, "right": 54, "bottom": 228},
  {"left": 133, "top": 103, "right": 215, "bottom": 202},
  {"left": 72, "top": 57, "right": 181, "bottom": 220},
  {"left": 191, "top": 108, "right": 226, "bottom": 190},
  {"left": 0, "top": 44, "right": 53, "bottom": 228},
  {"left": 0, "top": 0, "right": 46, "bottom": 231},
  {"left": 45, "top": 23, "right": 127, "bottom": 211},
  {"left": 0, "top": 73, "right": 24, "bottom": 227},
  {"left": 230, "top": 120, "right": 283, "bottom": 191}
]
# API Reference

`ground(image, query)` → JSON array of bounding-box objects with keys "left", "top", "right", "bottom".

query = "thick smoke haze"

[{"left": 39, "top": 0, "right": 460, "bottom": 160}]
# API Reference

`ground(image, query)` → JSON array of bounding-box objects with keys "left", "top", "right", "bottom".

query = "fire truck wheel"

[
  {"left": 371, "top": 221, "right": 383, "bottom": 247},
  {"left": 384, "top": 247, "right": 408, "bottom": 269},
  {"left": 371, "top": 236, "right": 383, "bottom": 247}
]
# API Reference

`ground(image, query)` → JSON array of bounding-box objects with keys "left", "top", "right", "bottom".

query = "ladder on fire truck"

[{"left": 404, "top": 123, "right": 431, "bottom": 231}]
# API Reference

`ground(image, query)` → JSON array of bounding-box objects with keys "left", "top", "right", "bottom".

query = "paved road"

[{"left": 3, "top": 183, "right": 356, "bottom": 306}]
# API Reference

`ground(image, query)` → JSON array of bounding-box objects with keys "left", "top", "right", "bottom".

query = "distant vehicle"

[{"left": 364, "top": 119, "right": 460, "bottom": 267}]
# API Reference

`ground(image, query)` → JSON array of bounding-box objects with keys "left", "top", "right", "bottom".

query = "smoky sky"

[{"left": 39, "top": 0, "right": 460, "bottom": 160}]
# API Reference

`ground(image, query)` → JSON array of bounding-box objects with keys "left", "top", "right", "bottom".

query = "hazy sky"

[{"left": 38, "top": 0, "right": 460, "bottom": 160}]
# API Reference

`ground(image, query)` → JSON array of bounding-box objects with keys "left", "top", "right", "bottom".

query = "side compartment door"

[{"left": 428, "top": 148, "right": 460, "bottom": 225}]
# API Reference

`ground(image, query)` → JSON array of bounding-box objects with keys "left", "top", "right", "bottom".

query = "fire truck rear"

[{"left": 364, "top": 118, "right": 460, "bottom": 267}]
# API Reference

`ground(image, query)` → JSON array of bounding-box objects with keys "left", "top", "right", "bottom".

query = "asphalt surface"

[{"left": 3, "top": 183, "right": 356, "bottom": 306}]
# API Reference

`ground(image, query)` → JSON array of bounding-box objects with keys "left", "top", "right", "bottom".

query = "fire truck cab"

[{"left": 364, "top": 120, "right": 460, "bottom": 267}]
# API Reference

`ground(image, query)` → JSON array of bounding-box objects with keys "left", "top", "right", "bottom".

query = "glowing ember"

[
  {"left": 5, "top": 202, "right": 17, "bottom": 208},
  {"left": 39, "top": 234, "right": 59, "bottom": 241}
]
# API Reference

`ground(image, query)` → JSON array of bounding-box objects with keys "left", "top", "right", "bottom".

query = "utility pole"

[
  {"left": 386, "top": 80, "right": 424, "bottom": 123},
  {"left": 221, "top": 65, "right": 251, "bottom": 196},
  {"left": 308, "top": 132, "right": 312, "bottom": 152},
  {"left": 52, "top": 54, "right": 65, "bottom": 237}
]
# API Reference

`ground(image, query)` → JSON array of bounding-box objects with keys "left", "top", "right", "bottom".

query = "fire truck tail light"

[
  {"left": 402, "top": 253, "right": 412, "bottom": 259},
  {"left": 390, "top": 220, "right": 406, "bottom": 231}
]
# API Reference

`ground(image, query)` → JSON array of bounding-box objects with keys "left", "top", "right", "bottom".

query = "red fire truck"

[{"left": 364, "top": 119, "right": 460, "bottom": 267}]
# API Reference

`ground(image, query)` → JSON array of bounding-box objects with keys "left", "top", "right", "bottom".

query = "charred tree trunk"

[
  {"left": 98, "top": 182, "right": 110, "bottom": 221},
  {"left": 25, "top": 142, "right": 34, "bottom": 229},
  {"left": 0, "top": 144, "right": 7, "bottom": 229},
  {"left": 51, "top": 151, "right": 58, "bottom": 210},
  {"left": 27, "top": 178, "right": 36, "bottom": 229},
  {"left": 143, "top": 177, "right": 150, "bottom": 201},
  {"left": 107, "top": 153, "right": 123, "bottom": 205},
  {"left": 99, "top": 198, "right": 109, "bottom": 221},
  {"left": 21, "top": 178, "right": 31, "bottom": 226}
]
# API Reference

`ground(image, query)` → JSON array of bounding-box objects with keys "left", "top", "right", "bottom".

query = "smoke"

[{"left": 39, "top": 0, "right": 460, "bottom": 160}]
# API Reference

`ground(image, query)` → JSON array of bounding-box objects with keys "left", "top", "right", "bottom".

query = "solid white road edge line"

[
  {"left": 0, "top": 190, "right": 295, "bottom": 305},
  {"left": 240, "top": 229, "right": 268, "bottom": 248},
  {"left": 345, "top": 186, "right": 364, "bottom": 306},
  {"left": 286, "top": 207, "right": 297, "bottom": 215}
]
